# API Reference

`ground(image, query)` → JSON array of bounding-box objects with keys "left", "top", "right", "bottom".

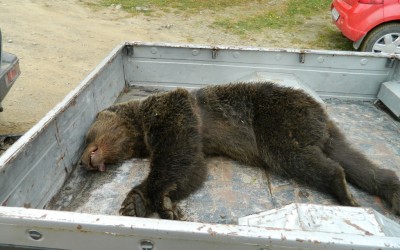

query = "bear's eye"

[{"left": 90, "top": 147, "right": 98, "bottom": 155}]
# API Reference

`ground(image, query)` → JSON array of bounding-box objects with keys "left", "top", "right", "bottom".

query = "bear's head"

[{"left": 79, "top": 110, "right": 138, "bottom": 172}]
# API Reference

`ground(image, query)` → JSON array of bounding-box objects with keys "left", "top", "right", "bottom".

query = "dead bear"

[{"left": 80, "top": 82, "right": 400, "bottom": 219}]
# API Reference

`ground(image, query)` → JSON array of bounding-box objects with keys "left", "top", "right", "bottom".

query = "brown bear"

[{"left": 80, "top": 82, "right": 400, "bottom": 219}]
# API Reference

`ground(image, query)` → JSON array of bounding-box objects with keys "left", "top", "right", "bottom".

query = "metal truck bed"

[
  {"left": 0, "top": 42, "right": 400, "bottom": 249},
  {"left": 47, "top": 86, "right": 400, "bottom": 225}
]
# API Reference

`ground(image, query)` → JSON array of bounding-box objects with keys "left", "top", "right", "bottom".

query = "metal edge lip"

[
  {"left": 0, "top": 205, "right": 399, "bottom": 248},
  {"left": 125, "top": 41, "right": 400, "bottom": 59}
]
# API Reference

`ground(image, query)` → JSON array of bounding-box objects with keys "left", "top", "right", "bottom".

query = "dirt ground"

[{"left": 0, "top": 0, "right": 332, "bottom": 134}]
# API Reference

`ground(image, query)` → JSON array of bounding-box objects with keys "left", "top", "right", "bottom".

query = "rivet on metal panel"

[
  {"left": 360, "top": 58, "right": 368, "bottom": 65},
  {"left": 192, "top": 49, "right": 199, "bottom": 56},
  {"left": 150, "top": 47, "right": 158, "bottom": 54},
  {"left": 299, "top": 53, "right": 305, "bottom": 63},
  {"left": 140, "top": 240, "right": 154, "bottom": 250},
  {"left": 27, "top": 230, "right": 43, "bottom": 241},
  {"left": 317, "top": 56, "right": 324, "bottom": 63},
  {"left": 233, "top": 51, "right": 240, "bottom": 58}
]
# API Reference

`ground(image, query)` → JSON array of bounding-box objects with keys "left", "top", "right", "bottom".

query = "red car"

[{"left": 331, "top": 0, "right": 400, "bottom": 54}]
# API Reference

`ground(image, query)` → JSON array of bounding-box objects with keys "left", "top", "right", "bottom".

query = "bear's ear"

[
  {"left": 106, "top": 105, "right": 120, "bottom": 113},
  {"left": 95, "top": 111, "right": 105, "bottom": 119},
  {"left": 95, "top": 110, "right": 114, "bottom": 120}
]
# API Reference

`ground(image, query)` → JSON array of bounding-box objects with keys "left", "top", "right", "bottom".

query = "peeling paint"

[
  {"left": 344, "top": 219, "right": 373, "bottom": 236},
  {"left": 207, "top": 227, "right": 217, "bottom": 236}
]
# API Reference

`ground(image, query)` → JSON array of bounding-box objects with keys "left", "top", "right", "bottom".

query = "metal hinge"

[
  {"left": 299, "top": 52, "right": 306, "bottom": 63},
  {"left": 386, "top": 58, "right": 395, "bottom": 68},
  {"left": 212, "top": 48, "right": 218, "bottom": 59},
  {"left": 125, "top": 45, "right": 134, "bottom": 57}
]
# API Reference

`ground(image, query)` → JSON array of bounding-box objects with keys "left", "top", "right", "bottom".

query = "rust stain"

[
  {"left": 219, "top": 190, "right": 236, "bottom": 204},
  {"left": 77, "top": 224, "right": 83, "bottom": 230},
  {"left": 296, "top": 238, "right": 304, "bottom": 242},
  {"left": 374, "top": 196, "right": 382, "bottom": 204},
  {"left": 344, "top": 219, "right": 373, "bottom": 236},
  {"left": 221, "top": 163, "right": 233, "bottom": 181},
  {"left": 56, "top": 153, "right": 65, "bottom": 165},
  {"left": 298, "top": 190, "right": 310, "bottom": 198},
  {"left": 1, "top": 195, "right": 10, "bottom": 206},
  {"left": 23, "top": 203, "right": 31, "bottom": 208},
  {"left": 70, "top": 98, "right": 77, "bottom": 107}
]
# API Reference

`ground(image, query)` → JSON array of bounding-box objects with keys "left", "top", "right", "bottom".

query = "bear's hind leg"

[
  {"left": 269, "top": 145, "right": 358, "bottom": 206},
  {"left": 324, "top": 122, "right": 400, "bottom": 214}
]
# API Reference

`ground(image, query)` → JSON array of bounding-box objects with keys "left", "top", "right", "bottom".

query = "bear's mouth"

[{"left": 97, "top": 163, "right": 106, "bottom": 172}]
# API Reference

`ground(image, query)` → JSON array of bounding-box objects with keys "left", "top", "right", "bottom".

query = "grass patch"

[
  {"left": 83, "top": 0, "right": 351, "bottom": 51},
  {"left": 214, "top": 0, "right": 332, "bottom": 34},
  {"left": 312, "top": 26, "right": 354, "bottom": 51},
  {"left": 286, "top": 0, "right": 331, "bottom": 16},
  {"left": 98, "top": 0, "right": 247, "bottom": 13}
]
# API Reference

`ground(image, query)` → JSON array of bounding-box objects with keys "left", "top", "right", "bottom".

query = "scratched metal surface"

[{"left": 47, "top": 87, "right": 400, "bottom": 225}]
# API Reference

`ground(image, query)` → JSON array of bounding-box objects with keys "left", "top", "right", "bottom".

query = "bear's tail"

[{"left": 323, "top": 121, "right": 400, "bottom": 213}]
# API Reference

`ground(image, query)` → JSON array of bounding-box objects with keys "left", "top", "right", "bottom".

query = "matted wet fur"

[{"left": 80, "top": 82, "right": 400, "bottom": 219}]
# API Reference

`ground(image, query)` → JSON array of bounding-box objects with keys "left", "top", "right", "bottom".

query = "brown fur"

[{"left": 80, "top": 82, "right": 400, "bottom": 219}]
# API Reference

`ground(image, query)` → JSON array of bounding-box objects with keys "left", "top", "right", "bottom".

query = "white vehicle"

[{"left": 0, "top": 42, "right": 399, "bottom": 249}]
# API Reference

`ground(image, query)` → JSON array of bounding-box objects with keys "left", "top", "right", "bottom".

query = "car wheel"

[{"left": 360, "top": 23, "right": 400, "bottom": 54}]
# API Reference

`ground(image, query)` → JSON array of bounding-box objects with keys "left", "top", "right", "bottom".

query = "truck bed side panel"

[
  {"left": 124, "top": 44, "right": 395, "bottom": 99},
  {"left": 0, "top": 44, "right": 126, "bottom": 208}
]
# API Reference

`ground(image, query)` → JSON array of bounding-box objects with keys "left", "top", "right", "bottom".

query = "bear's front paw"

[
  {"left": 157, "top": 195, "right": 186, "bottom": 220},
  {"left": 119, "top": 189, "right": 149, "bottom": 217}
]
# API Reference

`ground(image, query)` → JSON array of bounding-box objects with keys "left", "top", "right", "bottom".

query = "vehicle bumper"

[
  {"left": 0, "top": 52, "right": 20, "bottom": 104},
  {"left": 331, "top": 1, "right": 368, "bottom": 42}
]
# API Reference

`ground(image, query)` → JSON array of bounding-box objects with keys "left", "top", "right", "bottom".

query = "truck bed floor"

[{"left": 47, "top": 86, "right": 400, "bottom": 224}]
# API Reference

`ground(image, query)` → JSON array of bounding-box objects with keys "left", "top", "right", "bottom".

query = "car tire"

[{"left": 360, "top": 23, "right": 400, "bottom": 54}]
